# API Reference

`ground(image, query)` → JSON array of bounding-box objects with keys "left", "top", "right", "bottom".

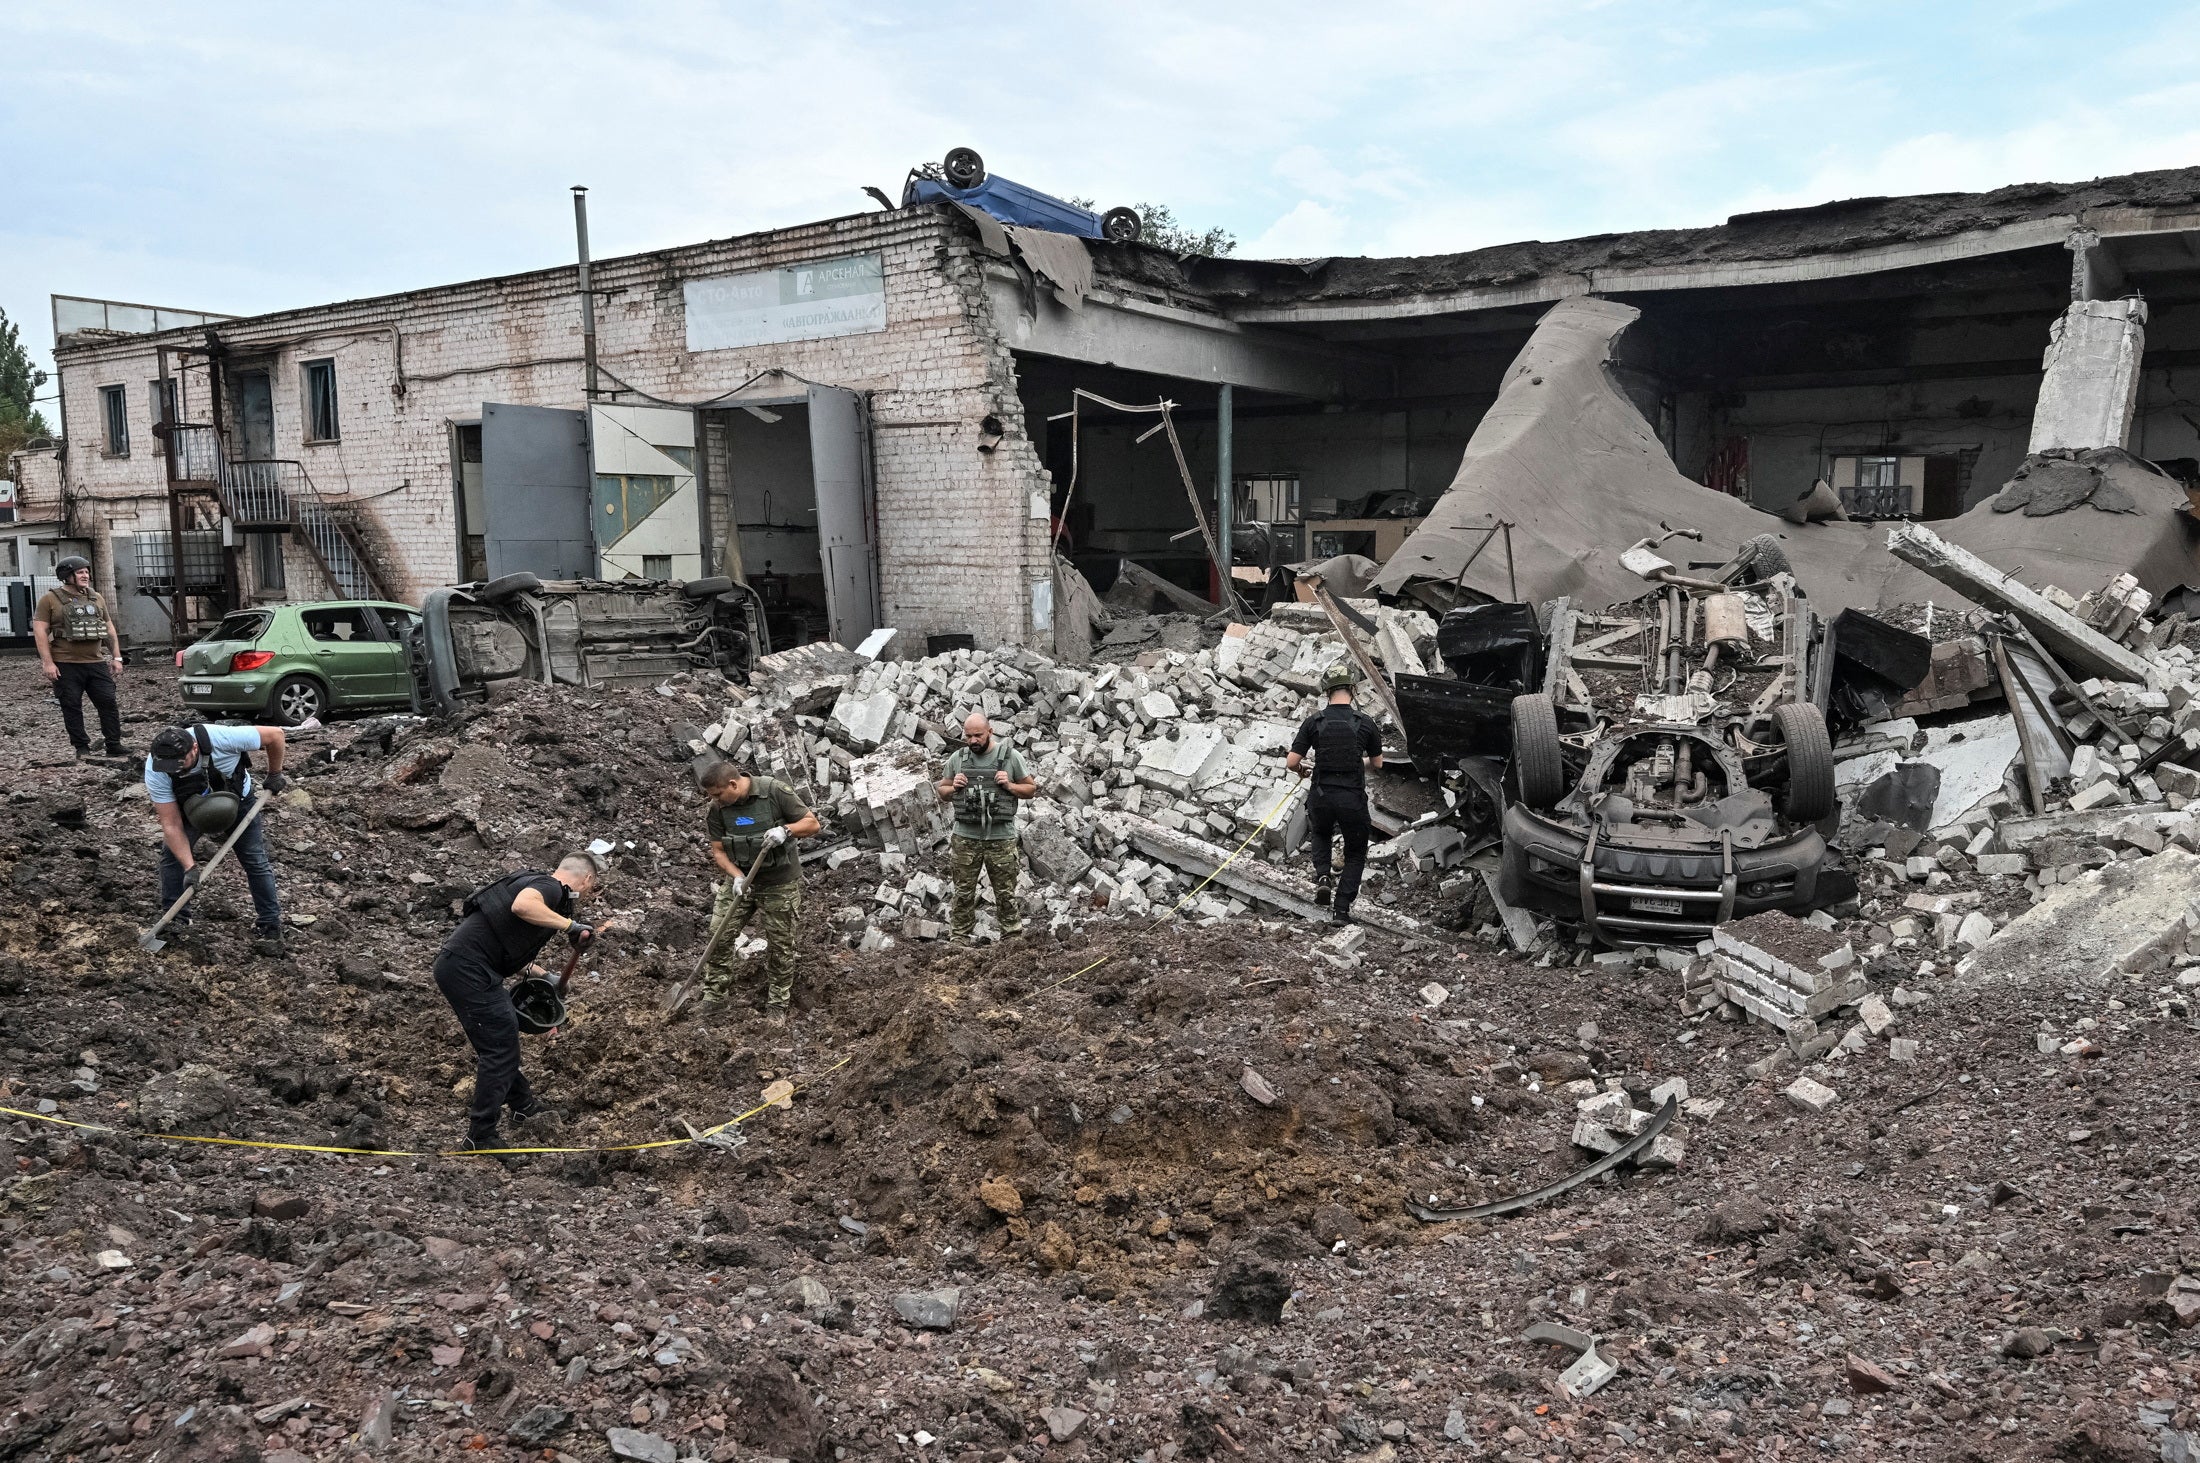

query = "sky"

[{"left": 9, "top": 0, "right": 2200, "bottom": 407}]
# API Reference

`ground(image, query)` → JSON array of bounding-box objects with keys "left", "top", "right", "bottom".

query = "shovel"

[
  {"left": 139, "top": 794, "right": 273, "bottom": 952},
  {"left": 661, "top": 842, "right": 777, "bottom": 1019}
]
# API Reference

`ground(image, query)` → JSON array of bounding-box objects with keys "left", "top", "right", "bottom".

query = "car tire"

[
  {"left": 1102, "top": 206, "right": 1143, "bottom": 243},
  {"left": 480, "top": 572, "right": 544, "bottom": 602},
  {"left": 1509, "top": 692, "right": 1565, "bottom": 809},
  {"left": 268, "top": 675, "right": 327, "bottom": 727},
  {"left": 680, "top": 575, "right": 735, "bottom": 599},
  {"left": 1774, "top": 702, "right": 1836, "bottom": 823},
  {"left": 944, "top": 147, "right": 986, "bottom": 189}
]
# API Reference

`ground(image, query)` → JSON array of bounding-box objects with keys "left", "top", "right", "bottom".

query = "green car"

[{"left": 177, "top": 600, "right": 422, "bottom": 725}]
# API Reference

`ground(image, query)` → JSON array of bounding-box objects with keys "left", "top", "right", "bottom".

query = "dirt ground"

[{"left": 0, "top": 655, "right": 2195, "bottom": 1463}]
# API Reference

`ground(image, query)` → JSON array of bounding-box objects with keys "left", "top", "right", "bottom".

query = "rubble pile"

[{"left": 688, "top": 607, "right": 1439, "bottom": 944}]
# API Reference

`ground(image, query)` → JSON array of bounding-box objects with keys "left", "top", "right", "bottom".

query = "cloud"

[{"left": 1243, "top": 201, "right": 1352, "bottom": 259}]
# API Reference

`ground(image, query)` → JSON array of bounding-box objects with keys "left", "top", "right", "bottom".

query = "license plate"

[
  {"left": 1629, "top": 895, "right": 1684, "bottom": 916},
  {"left": 185, "top": 682, "right": 214, "bottom": 696}
]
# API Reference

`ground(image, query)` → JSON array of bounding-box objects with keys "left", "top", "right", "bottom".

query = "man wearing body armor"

[
  {"left": 1286, "top": 665, "right": 1385, "bottom": 923},
  {"left": 34, "top": 556, "right": 126, "bottom": 761},
  {"left": 435, "top": 853, "right": 605, "bottom": 1152},
  {"left": 935, "top": 712, "right": 1038, "bottom": 942},
  {"left": 699, "top": 761, "right": 821, "bottom": 1025},
  {"left": 145, "top": 722, "right": 291, "bottom": 956}
]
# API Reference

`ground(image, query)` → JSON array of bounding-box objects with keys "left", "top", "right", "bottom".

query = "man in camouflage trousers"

[
  {"left": 935, "top": 712, "right": 1039, "bottom": 942},
  {"left": 699, "top": 761, "right": 821, "bottom": 1025}
]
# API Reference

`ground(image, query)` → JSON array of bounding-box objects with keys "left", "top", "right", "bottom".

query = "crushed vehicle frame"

[
  {"left": 1497, "top": 535, "right": 1844, "bottom": 944},
  {"left": 408, "top": 571, "right": 766, "bottom": 716}
]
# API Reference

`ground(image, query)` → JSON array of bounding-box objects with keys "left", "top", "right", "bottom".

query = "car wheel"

[
  {"left": 1774, "top": 702, "right": 1836, "bottom": 823},
  {"left": 1509, "top": 692, "right": 1565, "bottom": 809},
  {"left": 1101, "top": 207, "right": 1143, "bottom": 244},
  {"left": 480, "top": 571, "right": 544, "bottom": 602},
  {"left": 269, "top": 675, "right": 327, "bottom": 727},
  {"left": 680, "top": 575, "right": 735, "bottom": 599},
  {"left": 943, "top": 147, "right": 986, "bottom": 189}
]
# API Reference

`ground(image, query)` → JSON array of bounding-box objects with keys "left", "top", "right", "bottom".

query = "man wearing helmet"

[
  {"left": 145, "top": 722, "right": 291, "bottom": 956},
  {"left": 33, "top": 555, "right": 126, "bottom": 761},
  {"left": 1286, "top": 665, "right": 1384, "bottom": 923}
]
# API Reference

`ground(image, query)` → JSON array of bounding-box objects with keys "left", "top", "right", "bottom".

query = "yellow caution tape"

[{"left": 0, "top": 1055, "right": 850, "bottom": 1161}]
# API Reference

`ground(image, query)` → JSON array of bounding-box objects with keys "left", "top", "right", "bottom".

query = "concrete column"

[{"left": 2028, "top": 298, "right": 2146, "bottom": 454}]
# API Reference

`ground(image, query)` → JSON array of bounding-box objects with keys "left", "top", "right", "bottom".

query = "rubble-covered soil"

[{"left": 1, "top": 657, "right": 2196, "bottom": 1463}]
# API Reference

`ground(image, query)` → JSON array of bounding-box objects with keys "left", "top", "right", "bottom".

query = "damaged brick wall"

[{"left": 52, "top": 207, "right": 1055, "bottom": 646}]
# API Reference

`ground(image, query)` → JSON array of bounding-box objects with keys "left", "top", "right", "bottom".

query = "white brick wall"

[{"left": 52, "top": 209, "right": 1053, "bottom": 647}]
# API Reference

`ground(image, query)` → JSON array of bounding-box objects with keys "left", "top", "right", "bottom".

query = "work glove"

[
  {"left": 727, "top": 875, "right": 748, "bottom": 900},
  {"left": 566, "top": 921, "right": 596, "bottom": 951},
  {"left": 264, "top": 770, "right": 291, "bottom": 794},
  {"left": 182, "top": 865, "right": 204, "bottom": 891},
  {"left": 762, "top": 826, "right": 789, "bottom": 848}
]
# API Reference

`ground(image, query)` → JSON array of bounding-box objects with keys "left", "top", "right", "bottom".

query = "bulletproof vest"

[
  {"left": 171, "top": 726, "right": 249, "bottom": 837},
  {"left": 717, "top": 776, "right": 798, "bottom": 879},
  {"left": 459, "top": 870, "right": 567, "bottom": 973},
  {"left": 58, "top": 589, "right": 107, "bottom": 643},
  {"left": 1310, "top": 705, "right": 1369, "bottom": 793},
  {"left": 950, "top": 741, "right": 1017, "bottom": 834}
]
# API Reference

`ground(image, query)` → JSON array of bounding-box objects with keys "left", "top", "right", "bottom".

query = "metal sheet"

[
  {"left": 684, "top": 254, "right": 885, "bottom": 352},
  {"left": 481, "top": 403, "right": 594, "bottom": 580},
  {"left": 807, "top": 385, "right": 880, "bottom": 647}
]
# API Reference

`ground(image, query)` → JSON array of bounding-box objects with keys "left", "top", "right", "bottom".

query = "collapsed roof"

[{"left": 1372, "top": 297, "right": 2200, "bottom": 616}]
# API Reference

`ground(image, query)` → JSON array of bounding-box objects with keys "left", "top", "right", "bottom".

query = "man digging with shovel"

[
  {"left": 695, "top": 760, "right": 819, "bottom": 1028},
  {"left": 143, "top": 723, "right": 290, "bottom": 957},
  {"left": 434, "top": 852, "right": 607, "bottom": 1153}
]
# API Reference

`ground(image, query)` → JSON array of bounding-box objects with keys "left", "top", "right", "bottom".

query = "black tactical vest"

[{"left": 1311, "top": 704, "right": 1369, "bottom": 794}]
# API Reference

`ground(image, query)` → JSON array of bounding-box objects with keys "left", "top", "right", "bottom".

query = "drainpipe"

[
  {"left": 1215, "top": 382, "right": 1234, "bottom": 605},
  {"left": 573, "top": 186, "right": 598, "bottom": 402}
]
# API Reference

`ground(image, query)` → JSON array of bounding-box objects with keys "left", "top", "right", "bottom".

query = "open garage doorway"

[{"left": 700, "top": 386, "right": 880, "bottom": 650}]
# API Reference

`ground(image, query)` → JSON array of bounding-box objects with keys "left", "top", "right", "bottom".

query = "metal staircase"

[{"left": 165, "top": 424, "right": 395, "bottom": 602}]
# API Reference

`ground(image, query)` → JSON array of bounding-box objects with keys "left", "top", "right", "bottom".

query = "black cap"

[{"left": 149, "top": 726, "right": 195, "bottom": 774}]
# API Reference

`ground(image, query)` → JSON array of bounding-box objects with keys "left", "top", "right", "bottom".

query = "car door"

[
  {"left": 298, "top": 605, "right": 394, "bottom": 704},
  {"left": 364, "top": 606, "right": 422, "bottom": 701}
]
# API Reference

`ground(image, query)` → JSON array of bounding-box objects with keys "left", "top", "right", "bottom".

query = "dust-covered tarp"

[{"left": 1373, "top": 297, "right": 2200, "bottom": 615}]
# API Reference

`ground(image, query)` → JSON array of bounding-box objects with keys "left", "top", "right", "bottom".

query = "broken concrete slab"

[
  {"left": 1887, "top": 524, "right": 2158, "bottom": 685},
  {"left": 1966, "top": 846, "right": 2200, "bottom": 983}
]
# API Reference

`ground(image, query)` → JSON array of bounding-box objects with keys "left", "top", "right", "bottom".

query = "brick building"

[{"left": 45, "top": 165, "right": 2200, "bottom": 651}]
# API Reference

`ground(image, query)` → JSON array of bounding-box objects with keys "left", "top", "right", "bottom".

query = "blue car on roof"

[{"left": 902, "top": 147, "right": 1143, "bottom": 244}]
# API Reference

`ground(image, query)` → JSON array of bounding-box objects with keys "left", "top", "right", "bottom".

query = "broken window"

[
  {"left": 1858, "top": 456, "right": 1900, "bottom": 489},
  {"left": 148, "top": 376, "right": 179, "bottom": 429},
  {"left": 302, "top": 605, "right": 373, "bottom": 642},
  {"left": 302, "top": 358, "right": 340, "bottom": 442},
  {"left": 642, "top": 554, "right": 672, "bottom": 579},
  {"left": 99, "top": 385, "right": 129, "bottom": 456}
]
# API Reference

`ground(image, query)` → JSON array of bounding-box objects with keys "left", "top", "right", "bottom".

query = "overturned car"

[
  {"left": 1488, "top": 534, "right": 1858, "bottom": 943},
  {"left": 408, "top": 571, "right": 765, "bottom": 716}
]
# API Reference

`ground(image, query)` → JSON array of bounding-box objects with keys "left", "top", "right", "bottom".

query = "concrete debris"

[
  {"left": 1784, "top": 1075, "right": 1839, "bottom": 1113},
  {"left": 1709, "top": 913, "right": 1869, "bottom": 1027},
  {"left": 699, "top": 618, "right": 1413, "bottom": 950}
]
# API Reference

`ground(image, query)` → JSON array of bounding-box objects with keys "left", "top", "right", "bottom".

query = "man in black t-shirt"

[
  {"left": 1287, "top": 665, "right": 1385, "bottom": 923},
  {"left": 434, "top": 852, "right": 606, "bottom": 1151}
]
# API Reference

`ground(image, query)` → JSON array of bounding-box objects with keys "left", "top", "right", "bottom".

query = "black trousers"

[
  {"left": 1307, "top": 794, "right": 1372, "bottom": 915},
  {"left": 53, "top": 661, "right": 123, "bottom": 753},
  {"left": 434, "top": 948, "right": 535, "bottom": 1143}
]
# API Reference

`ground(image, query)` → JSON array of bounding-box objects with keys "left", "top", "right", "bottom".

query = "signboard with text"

[{"left": 683, "top": 253, "right": 886, "bottom": 352}]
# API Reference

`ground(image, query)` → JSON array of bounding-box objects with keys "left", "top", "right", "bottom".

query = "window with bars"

[{"left": 302, "top": 359, "right": 340, "bottom": 442}]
